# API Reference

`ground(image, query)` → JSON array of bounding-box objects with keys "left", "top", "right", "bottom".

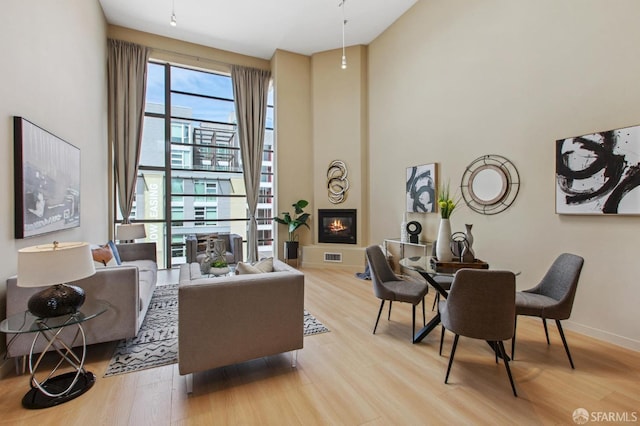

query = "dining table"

[{"left": 399, "top": 255, "right": 511, "bottom": 360}]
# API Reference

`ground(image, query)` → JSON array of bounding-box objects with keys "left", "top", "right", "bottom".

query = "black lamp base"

[
  {"left": 22, "top": 371, "right": 96, "bottom": 409},
  {"left": 27, "top": 284, "right": 86, "bottom": 318}
]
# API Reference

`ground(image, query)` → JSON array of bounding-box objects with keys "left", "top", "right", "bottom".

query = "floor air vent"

[{"left": 324, "top": 252, "right": 343, "bottom": 262}]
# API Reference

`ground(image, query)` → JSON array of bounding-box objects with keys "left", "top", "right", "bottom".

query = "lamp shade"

[
  {"left": 116, "top": 223, "right": 146, "bottom": 241},
  {"left": 17, "top": 242, "right": 96, "bottom": 288}
]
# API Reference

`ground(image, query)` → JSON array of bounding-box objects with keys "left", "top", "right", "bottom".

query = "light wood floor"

[{"left": 0, "top": 267, "right": 638, "bottom": 425}]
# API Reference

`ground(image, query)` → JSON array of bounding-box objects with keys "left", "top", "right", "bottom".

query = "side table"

[
  {"left": 383, "top": 238, "right": 432, "bottom": 267},
  {"left": 0, "top": 299, "right": 110, "bottom": 409}
]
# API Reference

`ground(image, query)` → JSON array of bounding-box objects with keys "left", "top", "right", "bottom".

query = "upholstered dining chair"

[
  {"left": 439, "top": 269, "right": 518, "bottom": 397},
  {"left": 511, "top": 253, "right": 584, "bottom": 369},
  {"left": 365, "top": 245, "right": 429, "bottom": 343}
]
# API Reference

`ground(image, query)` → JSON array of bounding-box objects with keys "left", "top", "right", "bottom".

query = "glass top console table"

[
  {"left": 0, "top": 299, "right": 110, "bottom": 409},
  {"left": 383, "top": 238, "right": 432, "bottom": 262}
]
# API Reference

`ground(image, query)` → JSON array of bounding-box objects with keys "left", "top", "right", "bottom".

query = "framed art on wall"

[
  {"left": 14, "top": 116, "right": 81, "bottom": 238},
  {"left": 556, "top": 124, "right": 640, "bottom": 215},
  {"left": 406, "top": 163, "right": 436, "bottom": 213}
]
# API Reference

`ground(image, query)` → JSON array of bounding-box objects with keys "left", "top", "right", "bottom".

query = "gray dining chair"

[
  {"left": 439, "top": 269, "right": 518, "bottom": 397},
  {"left": 365, "top": 245, "right": 429, "bottom": 343},
  {"left": 511, "top": 253, "right": 584, "bottom": 369}
]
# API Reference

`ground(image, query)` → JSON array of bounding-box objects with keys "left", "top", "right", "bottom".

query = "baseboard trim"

[{"left": 565, "top": 320, "right": 640, "bottom": 352}]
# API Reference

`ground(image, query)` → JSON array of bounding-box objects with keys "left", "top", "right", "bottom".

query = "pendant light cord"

[{"left": 340, "top": 0, "right": 347, "bottom": 69}]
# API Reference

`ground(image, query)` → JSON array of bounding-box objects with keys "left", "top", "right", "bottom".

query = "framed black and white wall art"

[
  {"left": 556, "top": 124, "right": 640, "bottom": 215},
  {"left": 406, "top": 163, "right": 436, "bottom": 213},
  {"left": 14, "top": 117, "right": 81, "bottom": 238}
]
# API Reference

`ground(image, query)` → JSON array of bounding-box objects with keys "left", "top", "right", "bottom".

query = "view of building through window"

[{"left": 116, "top": 62, "right": 274, "bottom": 268}]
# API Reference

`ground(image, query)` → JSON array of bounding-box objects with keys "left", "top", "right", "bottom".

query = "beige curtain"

[
  {"left": 231, "top": 65, "right": 272, "bottom": 263},
  {"left": 107, "top": 39, "right": 150, "bottom": 223}
]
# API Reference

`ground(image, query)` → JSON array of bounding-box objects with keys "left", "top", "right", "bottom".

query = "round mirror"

[
  {"left": 460, "top": 155, "right": 520, "bottom": 215},
  {"left": 468, "top": 165, "right": 508, "bottom": 205}
]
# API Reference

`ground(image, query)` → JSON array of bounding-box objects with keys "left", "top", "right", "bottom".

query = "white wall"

[
  {"left": 0, "top": 0, "right": 108, "bottom": 359},
  {"left": 369, "top": 0, "right": 640, "bottom": 349}
]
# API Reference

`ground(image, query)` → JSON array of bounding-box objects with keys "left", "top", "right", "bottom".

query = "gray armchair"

[{"left": 186, "top": 233, "right": 243, "bottom": 265}]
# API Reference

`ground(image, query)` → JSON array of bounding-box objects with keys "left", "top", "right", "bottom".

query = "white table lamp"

[
  {"left": 116, "top": 223, "right": 146, "bottom": 243},
  {"left": 18, "top": 241, "right": 96, "bottom": 318}
]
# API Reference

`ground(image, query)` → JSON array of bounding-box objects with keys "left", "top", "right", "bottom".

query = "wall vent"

[{"left": 324, "top": 252, "right": 343, "bottom": 262}]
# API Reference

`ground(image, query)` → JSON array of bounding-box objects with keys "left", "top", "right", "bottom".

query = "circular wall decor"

[
  {"left": 460, "top": 155, "right": 520, "bottom": 215},
  {"left": 327, "top": 160, "right": 349, "bottom": 204}
]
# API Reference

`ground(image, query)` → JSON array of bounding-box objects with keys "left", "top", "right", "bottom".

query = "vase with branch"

[{"left": 435, "top": 182, "right": 459, "bottom": 262}]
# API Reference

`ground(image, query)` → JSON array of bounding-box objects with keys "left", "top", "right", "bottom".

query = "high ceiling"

[{"left": 98, "top": 0, "right": 418, "bottom": 59}]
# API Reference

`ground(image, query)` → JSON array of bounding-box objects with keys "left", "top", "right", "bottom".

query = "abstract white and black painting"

[
  {"left": 556, "top": 124, "right": 640, "bottom": 214},
  {"left": 14, "top": 117, "right": 81, "bottom": 238},
  {"left": 406, "top": 163, "right": 436, "bottom": 213}
]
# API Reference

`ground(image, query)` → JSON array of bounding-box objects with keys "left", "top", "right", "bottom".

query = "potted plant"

[
  {"left": 200, "top": 238, "right": 230, "bottom": 276},
  {"left": 274, "top": 199, "right": 310, "bottom": 260}
]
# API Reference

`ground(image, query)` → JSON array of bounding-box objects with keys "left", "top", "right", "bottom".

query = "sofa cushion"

[
  {"left": 107, "top": 240, "right": 122, "bottom": 265},
  {"left": 236, "top": 257, "right": 274, "bottom": 274}
]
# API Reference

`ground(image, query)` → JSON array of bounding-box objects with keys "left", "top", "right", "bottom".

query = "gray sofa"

[
  {"left": 178, "top": 259, "right": 304, "bottom": 393},
  {"left": 5, "top": 242, "right": 157, "bottom": 361}
]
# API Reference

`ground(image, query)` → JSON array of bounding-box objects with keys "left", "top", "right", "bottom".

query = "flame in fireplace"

[{"left": 328, "top": 219, "right": 347, "bottom": 233}]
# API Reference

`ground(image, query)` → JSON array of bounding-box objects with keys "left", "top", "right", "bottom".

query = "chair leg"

[
  {"left": 411, "top": 304, "right": 416, "bottom": 342},
  {"left": 439, "top": 325, "right": 446, "bottom": 356},
  {"left": 373, "top": 300, "right": 385, "bottom": 334},
  {"left": 497, "top": 341, "right": 518, "bottom": 397},
  {"left": 388, "top": 301, "right": 393, "bottom": 320},
  {"left": 511, "top": 316, "right": 518, "bottom": 359},
  {"left": 542, "top": 318, "right": 550, "bottom": 344},
  {"left": 494, "top": 341, "right": 499, "bottom": 364},
  {"left": 422, "top": 297, "right": 426, "bottom": 326},
  {"left": 432, "top": 292, "right": 440, "bottom": 311},
  {"left": 555, "top": 320, "right": 575, "bottom": 369},
  {"left": 444, "top": 334, "right": 459, "bottom": 384}
]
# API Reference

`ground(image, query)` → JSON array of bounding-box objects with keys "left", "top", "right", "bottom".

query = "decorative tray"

[{"left": 430, "top": 258, "right": 489, "bottom": 273}]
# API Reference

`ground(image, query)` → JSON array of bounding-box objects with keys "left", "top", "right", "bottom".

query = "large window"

[{"left": 118, "top": 62, "right": 274, "bottom": 268}]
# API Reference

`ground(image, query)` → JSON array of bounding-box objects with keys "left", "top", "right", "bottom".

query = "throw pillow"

[
  {"left": 91, "top": 244, "right": 118, "bottom": 268},
  {"left": 236, "top": 257, "right": 274, "bottom": 275},
  {"left": 107, "top": 240, "right": 122, "bottom": 265}
]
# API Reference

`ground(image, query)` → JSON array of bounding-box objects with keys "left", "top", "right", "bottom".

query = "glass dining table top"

[{"left": 399, "top": 256, "right": 453, "bottom": 276}]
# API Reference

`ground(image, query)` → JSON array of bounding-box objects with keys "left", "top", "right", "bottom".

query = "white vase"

[{"left": 436, "top": 218, "right": 453, "bottom": 262}]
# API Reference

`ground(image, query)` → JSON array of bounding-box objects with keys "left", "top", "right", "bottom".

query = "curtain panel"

[
  {"left": 107, "top": 39, "right": 150, "bottom": 223},
  {"left": 231, "top": 65, "right": 271, "bottom": 263}
]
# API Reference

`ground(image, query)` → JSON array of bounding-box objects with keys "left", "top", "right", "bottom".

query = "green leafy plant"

[
  {"left": 438, "top": 182, "right": 459, "bottom": 219},
  {"left": 211, "top": 259, "right": 228, "bottom": 268},
  {"left": 274, "top": 199, "right": 311, "bottom": 242}
]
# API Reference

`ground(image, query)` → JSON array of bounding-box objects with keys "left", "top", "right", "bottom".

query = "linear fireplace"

[{"left": 318, "top": 209, "right": 357, "bottom": 244}]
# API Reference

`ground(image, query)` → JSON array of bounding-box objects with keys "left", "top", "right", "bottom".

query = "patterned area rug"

[{"left": 104, "top": 284, "right": 329, "bottom": 377}]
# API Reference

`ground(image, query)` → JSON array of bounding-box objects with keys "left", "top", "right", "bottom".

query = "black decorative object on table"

[
  {"left": 27, "top": 284, "right": 86, "bottom": 318},
  {"left": 405, "top": 221, "right": 422, "bottom": 244}
]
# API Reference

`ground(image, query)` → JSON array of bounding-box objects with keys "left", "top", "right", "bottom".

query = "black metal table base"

[{"left": 22, "top": 371, "right": 96, "bottom": 409}]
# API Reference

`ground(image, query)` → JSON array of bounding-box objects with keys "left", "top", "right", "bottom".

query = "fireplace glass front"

[{"left": 318, "top": 209, "right": 357, "bottom": 244}]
